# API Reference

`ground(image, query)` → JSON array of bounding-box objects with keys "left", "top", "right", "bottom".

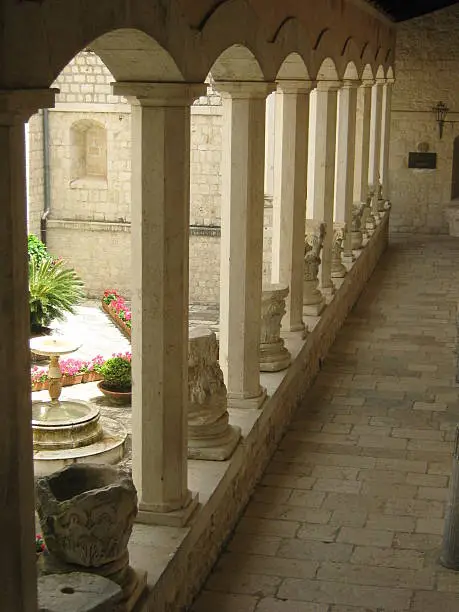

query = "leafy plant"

[
  {"left": 28, "top": 234, "right": 51, "bottom": 264},
  {"left": 100, "top": 356, "right": 131, "bottom": 392},
  {"left": 29, "top": 257, "right": 85, "bottom": 331}
]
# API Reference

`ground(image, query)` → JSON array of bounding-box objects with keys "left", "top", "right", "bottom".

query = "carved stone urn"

[
  {"left": 260, "top": 284, "right": 291, "bottom": 372},
  {"left": 188, "top": 327, "right": 241, "bottom": 460},
  {"left": 35, "top": 464, "right": 145, "bottom": 610},
  {"left": 303, "top": 221, "right": 326, "bottom": 316}
]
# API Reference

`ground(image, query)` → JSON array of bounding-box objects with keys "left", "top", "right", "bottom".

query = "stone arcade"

[{"left": 4, "top": 0, "right": 451, "bottom": 610}]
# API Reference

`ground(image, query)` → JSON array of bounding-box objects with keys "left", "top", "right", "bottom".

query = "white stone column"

[
  {"left": 264, "top": 92, "right": 276, "bottom": 202},
  {"left": 260, "top": 284, "right": 291, "bottom": 371},
  {"left": 379, "top": 78, "right": 394, "bottom": 198},
  {"left": 271, "top": 80, "right": 314, "bottom": 332},
  {"left": 353, "top": 80, "right": 373, "bottom": 206},
  {"left": 307, "top": 81, "right": 340, "bottom": 297},
  {"left": 113, "top": 82, "right": 205, "bottom": 527},
  {"left": 218, "top": 81, "right": 274, "bottom": 409},
  {"left": 187, "top": 327, "right": 241, "bottom": 460},
  {"left": 334, "top": 80, "right": 358, "bottom": 264},
  {"left": 368, "top": 77, "right": 384, "bottom": 191},
  {"left": 0, "top": 88, "right": 56, "bottom": 612}
]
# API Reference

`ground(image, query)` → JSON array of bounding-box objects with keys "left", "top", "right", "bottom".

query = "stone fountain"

[{"left": 31, "top": 336, "right": 127, "bottom": 476}]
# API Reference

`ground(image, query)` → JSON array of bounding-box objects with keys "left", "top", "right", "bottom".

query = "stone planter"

[
  {"left": 97, "top": 381, "right": 132, "bottom": 406},
  {"left": 260, "top": 284, "right": 291, "bottom": 372},
  {"left": 35, "top": 464, "right": 145, "bottom": 610}
]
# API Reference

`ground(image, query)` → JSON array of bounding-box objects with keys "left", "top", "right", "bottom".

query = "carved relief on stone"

[
  {"left": 331, "top": 224, "right": 347, "bottom": 278},
  {"left": 303, "top": 221, "right": 326, "bottom": 316},
  {"left": 260, "top": 284, "right": 291, "bottom": 372},
  {"left": 188, "top": 327, "right": 241, "bottom": 460},
  {"left": 35, "top": 464, "right": 146, "bottom": 609}
]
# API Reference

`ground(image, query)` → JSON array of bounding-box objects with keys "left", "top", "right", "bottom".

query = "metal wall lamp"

[{"left": 432, "top": 101, "right": 449, "bottom": 139}]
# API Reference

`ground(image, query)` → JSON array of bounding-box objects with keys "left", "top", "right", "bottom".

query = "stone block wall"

[
  {"left": 26, "top": 51, "right": 275, "bottom": 303},
  {"left": 390, "top": 4, "right": 459, "bottom": 233}
]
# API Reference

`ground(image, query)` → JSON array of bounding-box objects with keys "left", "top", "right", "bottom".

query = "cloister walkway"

[{"left": 192, "top": 235, "right": 459, "bottom": 612}]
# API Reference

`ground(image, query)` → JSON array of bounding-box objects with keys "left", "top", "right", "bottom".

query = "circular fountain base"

[
  {"left": 34, "top": 416, "right": 127, "bottom": 477},
  {"left": 32, "top": 399, "right": 103, "bottom": 450}
]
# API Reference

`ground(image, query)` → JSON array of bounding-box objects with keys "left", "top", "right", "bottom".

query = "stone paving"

[{"left": 191, "top": 235, "right": 459, "bottom": 612}]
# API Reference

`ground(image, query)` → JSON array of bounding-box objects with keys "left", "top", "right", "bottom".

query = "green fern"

[{"left": 29, "top": 258, "right": 85, "bottom": 331}]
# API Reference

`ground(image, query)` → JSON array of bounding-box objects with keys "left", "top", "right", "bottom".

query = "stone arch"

[
  {"left": 276, "top": 52, "right": 310, "bottom": 81},
  {"left": 376, "top": 65, "right": 385, "bottom": 81},
  {"left": 210, "top": 44, "right": 264, "bottom": 82},
  {"left": 69, "top": 119, "right": 108, "bottom": 187},
  {"left": 315, "top": 57, "right": 339, "bottom": 82},
  {"left": 386, "top": 65, "right": 395, "bottom": 80},
  {"left": 361, "top": 63, "right": 374, "bottom": 82},
  {"left": 339, "top": 37, "right": 362, "bottom": 78},
  {"left": 270, "top": 18, "right": 314, "bottom": 79},
  {"left": 343, "top": 61, "right": 359, "bottom": 81},
  {"left": 199, "top": 0, "right": 269, "bottom": 81}
]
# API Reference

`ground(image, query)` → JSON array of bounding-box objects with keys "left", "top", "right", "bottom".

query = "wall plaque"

[{"left": 408, "top": 152, "right": 437, "bottom": 169}]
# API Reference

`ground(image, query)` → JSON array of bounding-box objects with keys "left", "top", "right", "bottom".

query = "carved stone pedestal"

[
  {"left": 35, "top": 464, "right": 146, "bottom": 612},
  {"left": 331, "top": 225, "right": 347, "bottom": 278},
  {"left": 260, "top": 284, "right": 291, "bottom": 372},
  {"left": 188, "top": 327, "right": 241, "bottom": 460},
  {"left": 303, "top": 222, "right": 326, "bottom": 316},
  {"left": 351, "top": 203, "right": 364, "bottom": 250}
]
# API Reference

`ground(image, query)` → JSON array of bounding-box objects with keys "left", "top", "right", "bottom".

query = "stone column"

[
  {"left": 113, "top": 82, "right": 206, "bottom": 526},
  {"left": 353, "top": 79, "right": 373, "bottom": 226},
  {"left": 303, "top": 221, "right": 326, "bottom": 315},
  {"left": 306, "top": 81, "right": 340, "bottom": 297},
  {"left": 379, "top": 78, "right": 394, "bottom": 199},
  {"left": 260, "top": 284, "right": 291, "bottom": 371},
  {"left": 331, "top": 224, "right": 347, "bottom": 279},
  {"left": 187, "top": 327, "right": 241, "bottom": 460},
  {"left": 264, "top": 91, "right": 276, "bottom": 202},
  {"left": 0, "top": 88, "right": 56, "bottom": 612},
  {"left": 218, "top": 81, "right": 275, "bottom": 409},
  {"left": 334, "top": 80, "right": 358, "bottom": 264},
  {"left": 368, "top": 77, "right": 384, "bottom": 213},
  {"left": 271, "top": 80, "right": 314, "bottom": 333}
]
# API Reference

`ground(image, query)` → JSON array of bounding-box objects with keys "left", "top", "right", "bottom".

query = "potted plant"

[{"left": 97, "top": 354, "right": 132, "bottom": 405}]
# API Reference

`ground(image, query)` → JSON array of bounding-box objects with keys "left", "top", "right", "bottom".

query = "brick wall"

[{"left": 390, "top": 4, "right": 459, "bottom": 233}]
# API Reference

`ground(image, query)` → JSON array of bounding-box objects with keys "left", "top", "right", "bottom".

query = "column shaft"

[
  {"left": 271, "top": 81, "right": 312, "bottom": 332},
  {"left": 379, "top": 80, "right": 393, "bottom": 195},
  {"left": 114, "top": 82, "right": 205, "bottom": 525},
  {"left": 334, "top": 82, "right": 358, "bottom": 260},
  {"left": 307, "top": 83, "right": 340, "bottom": 293},
  {"left": 353, "top": 82, "right": 373, "bottom": 204},
  {"left": 219, "top": 82, "right": 274, "bottom": 409},
  {"left": 0, "top": 89, "right": 55, "bottom": 612},
  {"left": 368, "top": 79, "right": 384, "bottom": 189}
]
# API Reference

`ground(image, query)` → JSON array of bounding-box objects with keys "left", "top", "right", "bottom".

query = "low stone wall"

[{"left": 130, "top": 213, "right": 390, "bottom": 610}]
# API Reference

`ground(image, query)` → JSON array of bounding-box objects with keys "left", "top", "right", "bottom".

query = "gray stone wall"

[{"left": 390, "top": 4, "right": 459, "bottom": 233}]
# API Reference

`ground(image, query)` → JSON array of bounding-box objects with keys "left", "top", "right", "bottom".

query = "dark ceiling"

[{"left": 370, "top": 0, "right": 459, "bottom": 21}]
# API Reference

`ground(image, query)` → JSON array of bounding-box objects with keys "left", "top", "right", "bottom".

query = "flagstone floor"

[{"left": 191, "top": 235, "right": 459, "bottom": 612}]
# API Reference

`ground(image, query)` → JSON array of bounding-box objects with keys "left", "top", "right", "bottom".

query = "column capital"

[
  {"left": 316, "top": 79, "right": 342, "bottom": 92},
  {"left": 215, "top": 81, "right": 276, "bottom": 99},
  {"left": 360, "top": 78, "right": 375, "bottom": 89},
  {"left": 341, "top": 79, "right": 361, "bottom": 90},
  {"left": 276, "top": 79, "right": 316, "bottom": 95},
  {"left": 0, "top": 88, "right": 57, "bottom": 123},
  {"left": 112, "top": 81, "right": 207, "bottom": 107}
]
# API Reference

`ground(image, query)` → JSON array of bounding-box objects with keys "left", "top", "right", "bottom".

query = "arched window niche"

[{"left": 70, "top": 119, "right": 108, "bottom": 188}]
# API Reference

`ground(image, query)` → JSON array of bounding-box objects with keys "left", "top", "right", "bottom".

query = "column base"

[
  {"left": 282, "top": 320, "right": 306, "bottom": 333},
  {"left": 331, "top": 266, "right": 347, "bottom": 279},
  {"left": 136, "top": 491, "right": 199, "bottom": 527},
  {"left": 342, "top": 251, "right": 356, "bottom": 265},
  {"left": 228, "top": 387, "right": 267, "bottom": 410},
  {"left": 188, "top": 425, "right": 241, "bottom": 461},
  {"left": 260, "top": 345, "right": 291, "bottom": 372}
]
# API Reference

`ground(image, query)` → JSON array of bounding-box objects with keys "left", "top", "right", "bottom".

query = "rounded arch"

[
  {"left": 276, "top": 52, "right": 310, "bottom": 81},
  {"left": 386, "top": 65, "right": 395, "bottom": 80},
  {"left": 376, "top": 65, "right": 385, "bottom": 81},
  {"left": 210, "top": 44, "right": 264, "bottom": 82},
  {"left": 360, "top": 63, "right": 374, "bottom": 82},
  {"left": 343, "top": 61, "right": 359, "bottom": 81},
  {"left": 315, "top": 57, "right": 339, "bottom": 82},
  {"left": 340, "top": 36, "right": 362, "bottom": 75},
  {"left": 199, "top": 0, "right": 269, "bottom": 81},
  {"left": 89, "top": 28, "right": 184, "bottom": 82},
  {"left": 270, "top": 18, "right": 314, "bottom": 80}
]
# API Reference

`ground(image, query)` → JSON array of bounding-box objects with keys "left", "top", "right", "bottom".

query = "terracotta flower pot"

[{"left": 97, "top": 382, "right": 132, "bottom": 406}]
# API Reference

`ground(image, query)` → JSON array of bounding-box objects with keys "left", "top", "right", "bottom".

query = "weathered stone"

[
  {"left": 188, "top": 327, "right": 241, "bottom": 460},
  {"left": 260, "top": 284, "right": 291, "bottom": 372},
  {"left": 38, "top": 572, "right": 123, "bottom": 612},
  {"left": 331, "top": 224, "right": 347, "bottom": 279},
  {"left": 303, "top": 221, "right": 326, "bottom": 315}
]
